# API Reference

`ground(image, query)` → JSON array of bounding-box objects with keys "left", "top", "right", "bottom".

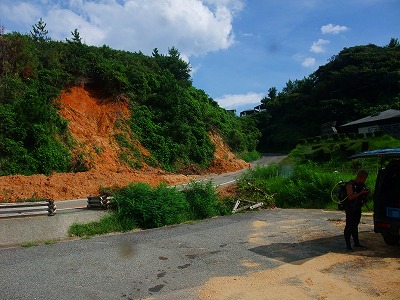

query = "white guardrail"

[{"left": 0, "top": 200, "right": 56, "bottom": 218}]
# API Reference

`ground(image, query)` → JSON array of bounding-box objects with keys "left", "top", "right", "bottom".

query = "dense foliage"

[
  {"left": 181, "top": 180, "right": 220, "bottom": 219},
  {"left": 112, "top": 183, "right": 189, "bottom": 229},
  {"left": 0, "top": 22, "right": 258, "bottom": 175},
  {"left": 69, "top": 180, "right": 226, "bottom": 236},
  {"left": 239, "top": 134, "right": 400, "bottom": 210},
  {"left": 251, "top": 38, "right": 400, "bottom": 151}
]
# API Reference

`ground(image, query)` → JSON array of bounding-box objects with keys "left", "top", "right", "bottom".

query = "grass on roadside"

[{"left": 20, "top": 240, "right": 56, "bottom": 247}]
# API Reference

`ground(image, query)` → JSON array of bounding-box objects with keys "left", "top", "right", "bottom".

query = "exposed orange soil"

[{"left": 0, "top": 86, "right": 247, "bottom": 202}]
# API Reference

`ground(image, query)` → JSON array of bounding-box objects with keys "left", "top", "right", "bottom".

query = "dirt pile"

[{"left": 0, "top": 86, "right": 246, "bottom": 202}]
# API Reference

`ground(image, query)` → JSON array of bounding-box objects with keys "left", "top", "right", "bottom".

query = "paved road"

[
  {"left": 1, "top": 208, "right": 389, "bottom": 300},
  {"left": 0, "top": 154, "right": 286, "bottom": 247},
  {"left": 54, "top": 153, "right": 287, "bottom": 211}
]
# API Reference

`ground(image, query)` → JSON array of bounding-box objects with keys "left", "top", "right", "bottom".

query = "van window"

[{"left": 381, "top": 160, "right": 400, "bottom": 208}]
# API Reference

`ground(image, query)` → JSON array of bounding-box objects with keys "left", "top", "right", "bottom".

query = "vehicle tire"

[{"left": 382, "top": 233, "right": 399, "bottom": 246}]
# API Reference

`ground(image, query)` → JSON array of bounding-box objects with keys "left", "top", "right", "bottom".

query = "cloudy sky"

[{"left": 1, "top": 0, "right": 399, "bottom": 113}]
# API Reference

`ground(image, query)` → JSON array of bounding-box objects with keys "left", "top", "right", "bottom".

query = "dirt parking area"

[{"left": 198, "top": 214, "right": 400, "bottom": 300}]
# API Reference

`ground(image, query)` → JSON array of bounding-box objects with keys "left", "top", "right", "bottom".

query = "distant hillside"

[
  {"left": 0, "top": 26, "right": 259, "bottom": 176},
  {"left": 251, "top": 38, "right": 400, "bottom": 151}
]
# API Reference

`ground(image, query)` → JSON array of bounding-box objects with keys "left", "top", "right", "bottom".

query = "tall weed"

[
  {"left": 112, "top": 182, "right": 189, "bottom": 229},
  {"left": 238, "top": 163, "right": 375, "bottom": 209},
  {"left": 182, "top": 180, "right": 219, "bottom": 219}
]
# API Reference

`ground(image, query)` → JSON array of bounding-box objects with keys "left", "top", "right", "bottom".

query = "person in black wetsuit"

[{"left": 344, "top": 169, "right": 370, "bottom": 252}]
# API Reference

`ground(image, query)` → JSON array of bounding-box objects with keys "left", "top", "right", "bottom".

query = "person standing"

[{"left": 344, "top": 169, "right": 370, "bottom": 251}]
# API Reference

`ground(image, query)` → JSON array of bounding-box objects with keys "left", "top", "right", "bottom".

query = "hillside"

[
  {"left": 0, "top": 86, "right": 247, "bottom": 202},
  {"left": 252, "top": 39, "right": 400, "bottom": 151},
  {"left": 0, "top": 31, "right": 259, "bottom": 180}
]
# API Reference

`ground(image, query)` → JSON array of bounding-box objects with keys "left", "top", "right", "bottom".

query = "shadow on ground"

[{"left": 249, "top": 231, "right": 400, "bottom": 264}]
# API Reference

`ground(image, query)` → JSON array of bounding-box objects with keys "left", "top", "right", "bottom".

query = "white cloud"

[
  {"left": 302, "top": 57, "right": 316, "bottom": 67},
  {"left": 215, "top": 92, "right": 264, "bottom": 109},
  {"left": 45, "top": 9, "right": 106, "bottom": 45},
  {"left": 2, "top": 0, "right": 244, "bottom": 58},
  {"left": 321, "top": 23, "right": 349, "bottom": 35},
  {"left": 0, "top": 2, "right": 41, "bottom": 29},
  {"left": 310, "top": 38, "right": 330, "bottom": 53}
]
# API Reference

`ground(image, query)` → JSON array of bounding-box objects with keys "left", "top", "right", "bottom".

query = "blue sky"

[{"left": 1, "top": 0, "right": 399, "bottom": 113}]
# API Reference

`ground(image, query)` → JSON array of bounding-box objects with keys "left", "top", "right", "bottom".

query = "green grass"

[
  {"left": 237, "top": 134, "right": 399, "bottom": 210},
  {"left": 20, "top": 242, "right": 40, "bottom": 247},
  {"left": 69, "top": 214, "right": 125, "bottom": 237},
  {"left": 20, "top": 240, "right": 55, "bottom": 247}
]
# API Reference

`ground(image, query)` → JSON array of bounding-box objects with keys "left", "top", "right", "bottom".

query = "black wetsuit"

[{"left": 344, "top": 180, "right": 366, "bottom": 249}]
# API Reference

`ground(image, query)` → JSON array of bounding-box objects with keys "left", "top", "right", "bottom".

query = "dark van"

[{"left": 351, "top": 148, "right": 400, "bottom": 245}]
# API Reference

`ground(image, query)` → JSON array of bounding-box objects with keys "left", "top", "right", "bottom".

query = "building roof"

[{"left": 340, "top": 109, "right": 400, "bottom": 127}]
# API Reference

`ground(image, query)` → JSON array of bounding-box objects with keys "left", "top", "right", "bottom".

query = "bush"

[
  {"left": 239, "top": 163, "right": 350, "bottom": 209},
  {"left": 239, "top": 150, "right": 261, "bottom": 162},
  {"left": 357, "top": 133, "right": 365, "bottom": 139},
  {"left": 361, "top": 141, "right": 369, "bottom": 151},
  {"left": 112, "top": 182, "right": 189, "bottom": 229},
  {"left": 237, "top": 165, "right": 279, "bottom": 207},
  {"left": 310, "top": 147, "right": 331, "bottom": 161},
  {"left": 182, "top": 180, "right": 220, "bottom": 219},
  {"left": 69, "top": 180, "right": 229, "bottom": 237},
  {"left": 348, "top": 133, "right": 356, "bottom": 139}
]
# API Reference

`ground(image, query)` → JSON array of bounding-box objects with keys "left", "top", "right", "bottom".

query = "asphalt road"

[
  {"left": 0, "top": 154, "right": 287, "bottom": 247},
  {"left": 0, "top": 208, "right": 386, "bottom": 300},
  {"left": 53, "top": 153, "right": 288, "bottom": 211}
]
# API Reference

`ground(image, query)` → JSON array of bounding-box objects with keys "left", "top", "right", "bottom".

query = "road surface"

[
  {"left": 1, "top": 208, "right": 398, "bottom": 300},
  {"left": 54, "top": 153, "right": 287, "bottom": 211},
  {"left": 0, "top": 154, "right": 286, "bottom": 246}
]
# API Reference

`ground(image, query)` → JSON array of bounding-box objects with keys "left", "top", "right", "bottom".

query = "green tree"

[
  {"left": 30, "top": 18, "right": 50, "bottom": 43},
  {"left": 387, "top": 38, "right": 399, "bottom": 48},
  {"left": 67, "top": 29, "right": 82, "bottom": 44}
]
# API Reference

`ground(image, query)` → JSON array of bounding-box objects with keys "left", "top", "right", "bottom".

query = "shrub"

[
  {"left": 239, "top": 150, "right": 261, "bottom": 162},
  {"left": 361, "top": 141, "right": 369, "bottom": 151},
  {"left": 310, "top": 147, "right": 331, "bottom": 161},
  {"left": 357, "top": 133, "right": 365, "bottom": 139},
  {"left": 348, "top": 133, "right": 356, "bottom": 139},
  {"left": 112, "top": 182, "right": 189, "bottom": 229},
  {"left": 69, "top": 180, "right": 228, "bottom": 237},
  {"left": 239, "top": 163, "right": 350, "bottom": 209},
  {"left": 182, "top": 180, "right": 220, "bottom": 219}
]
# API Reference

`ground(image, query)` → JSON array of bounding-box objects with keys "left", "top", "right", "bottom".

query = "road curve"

[
  {"left": 0, "top": 154, "right": 286, "bottom": 247},
  {"left": 56, "top": 153, "right": 287, "bottom": 211}
]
